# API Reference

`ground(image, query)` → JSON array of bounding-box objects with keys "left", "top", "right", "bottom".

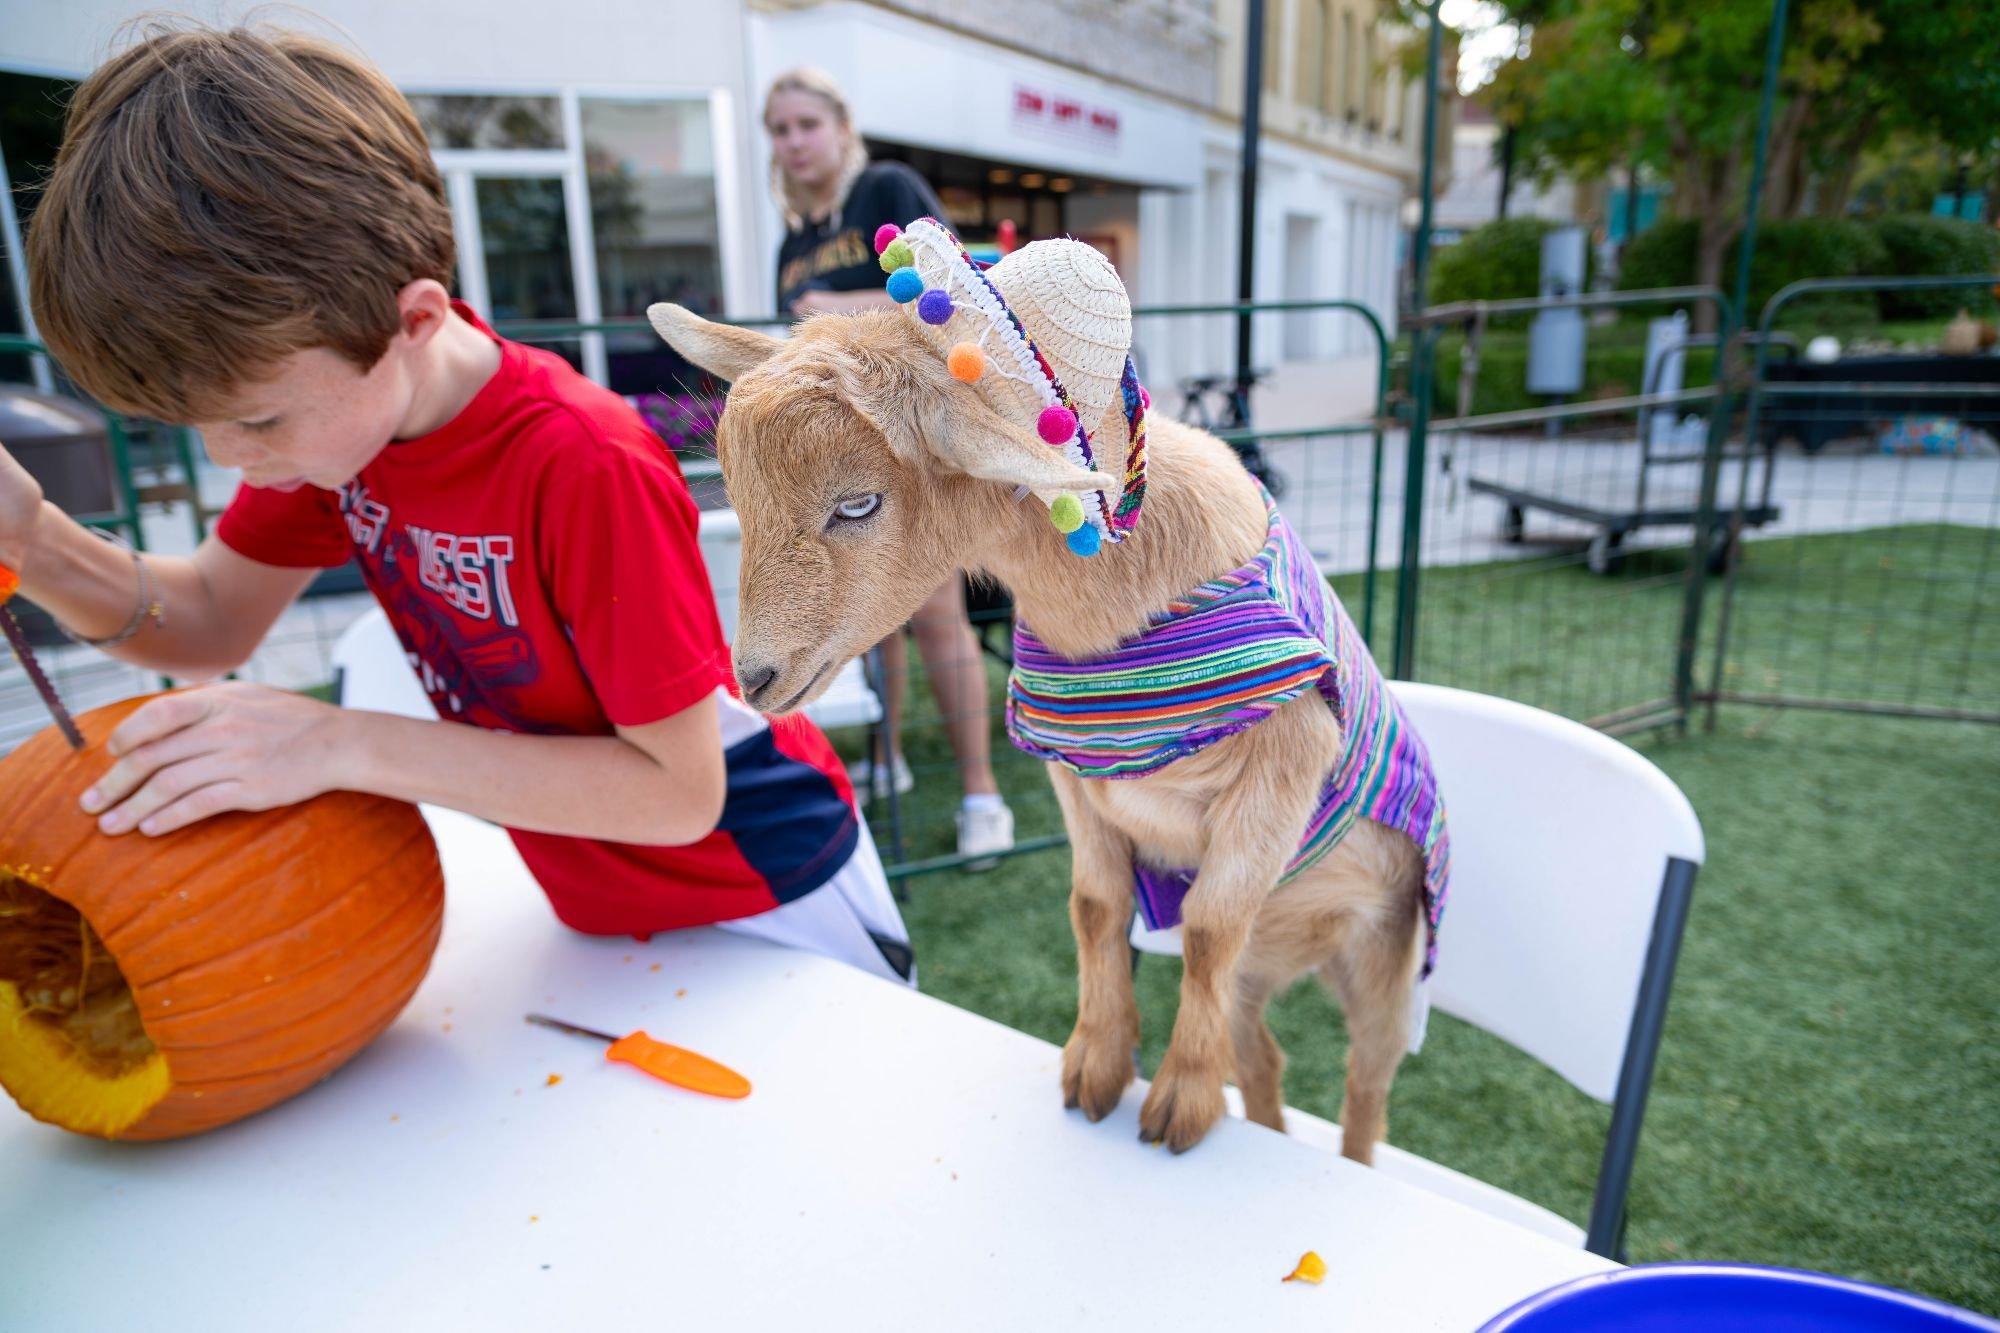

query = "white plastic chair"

[
  {"left": 329, "top": 608, "right": 434, "bottom": 720},
  {"left": 328, "top": 505, "right": 882, "bottom": 735},
  {"left": 1132, "top": 680, "right": 1704, "bottom": 1257}
]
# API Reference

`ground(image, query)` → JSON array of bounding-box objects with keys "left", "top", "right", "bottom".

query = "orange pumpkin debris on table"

[{"left": 0, "top": 696, "right": 444, "bottom": 1140}]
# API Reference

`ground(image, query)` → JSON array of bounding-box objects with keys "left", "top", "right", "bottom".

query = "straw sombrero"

[{"left": 874, "top": 218, "right": 1150, "bottom": 557}]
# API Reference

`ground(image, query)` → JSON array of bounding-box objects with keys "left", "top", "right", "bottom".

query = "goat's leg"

[
  {"left": 1229, "top": 962, "right": 1290, "bottom": 1132},
  {"left": 1139, "top": 707, "right": 1326, "bottom": 1153},
  {"left": 1317, "top": 869, "right": 1425, "bottom": 1166},
  {"left": 1050, "top": 766, "right": 1141, "bottom": 1122}
]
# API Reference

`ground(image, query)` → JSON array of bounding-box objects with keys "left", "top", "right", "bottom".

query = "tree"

[{"left": 1481, "top": 0, "right": 2000, "bottom": 329}]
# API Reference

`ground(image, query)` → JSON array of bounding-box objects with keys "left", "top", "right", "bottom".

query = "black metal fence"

[
  {"left": 4, "top": 283, "right": 1994, "bottom": 882},
  {"left": 1699, "top": 276, "right": 2000, "bottom": 727},
  {"left": 1391, "top": 288, "right": 1740, "bottom": 735}
]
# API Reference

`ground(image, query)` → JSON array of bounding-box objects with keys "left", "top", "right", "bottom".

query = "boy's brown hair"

[{"left": 28, "top": 20, "right": 455, "bottom": 423}]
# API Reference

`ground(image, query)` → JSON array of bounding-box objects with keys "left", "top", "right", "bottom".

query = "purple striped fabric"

[{"left": 1009, "top": 494, "right": 1451, "bottom": 974}]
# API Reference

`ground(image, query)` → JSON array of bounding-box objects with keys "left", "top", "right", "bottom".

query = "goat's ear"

[
  {"left": 829, "top": 341, "right": 1116, "bottom": 498},
  {"left": 647, "top": 303, "right": 781, "bottom": 382}
]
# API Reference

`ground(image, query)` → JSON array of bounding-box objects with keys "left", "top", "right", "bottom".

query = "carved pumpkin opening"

[{"left": 0, "top": 868, "right": 168, "bottom": 1135}]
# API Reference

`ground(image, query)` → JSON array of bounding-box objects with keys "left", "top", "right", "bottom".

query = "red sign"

[{"left": 1012, "top": 83, "right": 1120, "bottom": 148}]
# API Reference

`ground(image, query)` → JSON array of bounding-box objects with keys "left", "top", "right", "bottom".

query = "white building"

[
  {"left": 1433, "top": 96, "right": 1583, "bottom": 242},
  {"left": 2, "top": 0, "right": 1442, "bottom": 418},
  {"left": 2, "top": 0, "right": 773, "bottom": 394}
]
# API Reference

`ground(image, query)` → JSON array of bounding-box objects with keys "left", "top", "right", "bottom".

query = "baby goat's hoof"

[
  {"left": 1137, "top": 1062, "right": 1226, "bottom": 1154},
  {"left": 1061, "top": 1023, "right": 1136, "bottom": 1122}
]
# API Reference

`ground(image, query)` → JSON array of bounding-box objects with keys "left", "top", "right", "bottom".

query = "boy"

[{"left": 2, "top": 21, "right": 912, "bottom": 984}]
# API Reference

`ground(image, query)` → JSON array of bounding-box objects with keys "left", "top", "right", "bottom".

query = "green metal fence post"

[
  {"left": 1361, "top": 358, "right": 1388, "bottom": 649},
  {"left": 1672, "top": 0, "right": 1787, "bottom": 730},
  {"left": 1730, "top": 0, "right": 1790, "bottom": 343},
  {"left": 1410, "top": 2, "right": 1443, "bottom": 313},
  {"left": 1391, "top": 0, "right": 1445, "bottom": 681},
  {"left": 1393, "top": 325, "right": 1436, "bottom": 681}
]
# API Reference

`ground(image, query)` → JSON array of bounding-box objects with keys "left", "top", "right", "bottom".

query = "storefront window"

[
  {"left": 581, "top": 98, "right": 723, "bottom": 321},
  {"left": 578, "top": 97, "right": 723, "bottom": 435},
  {"left": 410, "top": 94, "right": 563, "bottom": 150},
  {"left": 475, "top": 175, "right": 580, "bottom": 367},
  {"left": 1, "top": 70, "right": 78, "bottom": 386}
]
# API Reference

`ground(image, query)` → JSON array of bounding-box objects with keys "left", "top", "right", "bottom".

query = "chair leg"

[{"left": 1585, "top": 856, "right": 1697, "bottom": 1258}]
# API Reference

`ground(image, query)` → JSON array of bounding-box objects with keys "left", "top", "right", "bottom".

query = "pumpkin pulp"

[{"left": 0, "top": 868, "right": 169, "bottom": 1135}]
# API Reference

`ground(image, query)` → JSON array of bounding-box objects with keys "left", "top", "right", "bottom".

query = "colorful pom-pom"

[
  {"left": 917, "top": 289, "right": 955, "bottom": 325},
  {"left": 873, "top": 223, "right": 902, "bottom": 255},
  {"left": 1066, "top": 523, "right": 1102, "bottom": 557},
  {"left": 1037, "top": 405, "right": 1078, "bottom": 445},
  {"left": 885, "top": 267, "right": 924, "bottom": 303},
  {"left": 878, "top": 239, "right": 913, "bottom": 272},
  {"left": 946, "top": 343, "right": 986, "bottom": 382},
  {"left": 1049, "top": 494, "right": 1085, "bottom": 533}
]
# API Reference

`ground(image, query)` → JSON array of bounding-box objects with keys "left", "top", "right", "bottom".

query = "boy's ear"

[
  {"left": 647, "top": 304, "right": 782, "bottom": 382},
  {"left": 396, "top": 279, "right": 456, "bottom": 346}
]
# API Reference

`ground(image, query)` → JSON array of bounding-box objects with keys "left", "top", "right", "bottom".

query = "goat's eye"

[{"left": 831, "top": 493, "right": 882, "bottom": 523}]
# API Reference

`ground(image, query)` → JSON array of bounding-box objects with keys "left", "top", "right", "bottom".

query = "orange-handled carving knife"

[
  {"left": 0, "top": 562, "right": 84, "bottom": 750},
  {"left": 525, "top": 1012, "right": 751, "bottom": 1100}
]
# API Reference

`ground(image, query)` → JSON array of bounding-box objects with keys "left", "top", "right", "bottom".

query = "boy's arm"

[
  {"left": 2, "top": 445, "right": 314, "bottom": 676},
  {"left": 79, "top": 680, "right": 728, "bottom": 846}
]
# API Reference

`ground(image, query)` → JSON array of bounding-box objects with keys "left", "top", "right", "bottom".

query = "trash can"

[{"left": 0, "top": 386, "right": 117, "bottom": 517}]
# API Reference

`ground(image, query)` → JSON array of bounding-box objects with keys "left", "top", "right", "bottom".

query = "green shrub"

[
  {"left": 1428, "top": 217, "right": 1592, "bottom": 310},
  {"left": 1424, "top": 326, "right": 1716, "bottom": 418},
  {"left": 1616, "top": 214, "right": 2000, "bottom": 323},
  {"left": 1873, "top": 215, "right": 2000, "bottom": 318},
  {"left": 1744, "top": 218, "right": 1888, "bottom": 322},
  {"left": 1616, "top": 218, "right": 1699, "bottom": 295}
]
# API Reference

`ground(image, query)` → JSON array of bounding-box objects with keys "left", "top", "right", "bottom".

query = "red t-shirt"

[{"left": 218, "top": 306, "right": 858, "bottom": 934}]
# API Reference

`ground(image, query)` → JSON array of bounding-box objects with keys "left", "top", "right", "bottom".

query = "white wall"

[
  {"left": 745, "top": 0, "right": 1207, "bottom": 295},
  {"left": 1437, "top": 120, "right": 1579, "bottom": 233},
  {"left": 0, "top": 0, "right": 770, "bottom": 316},
  {"left": 0, "top": 1, "right": 750, "bottom": 89},
  {"left": 1200, "top": 127, "right": 1401, "bottom": 372}
]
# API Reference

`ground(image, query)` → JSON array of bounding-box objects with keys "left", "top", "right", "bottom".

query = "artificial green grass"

[{"left": 849, "top": 523, "right": 1999, "bottom": 1314}]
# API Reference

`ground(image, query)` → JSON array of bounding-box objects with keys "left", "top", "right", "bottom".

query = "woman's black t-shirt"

[{"left": 775, "top": 161, "right": 946, "bottom": 312}]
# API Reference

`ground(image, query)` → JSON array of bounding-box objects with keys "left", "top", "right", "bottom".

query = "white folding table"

[{"left": 1, "top": 807, "right": 1613, "bottom": 1331}]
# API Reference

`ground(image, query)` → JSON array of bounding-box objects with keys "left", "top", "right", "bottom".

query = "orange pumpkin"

[{"left": 0, "top": 695, "right": 444, "bottom": 1140}]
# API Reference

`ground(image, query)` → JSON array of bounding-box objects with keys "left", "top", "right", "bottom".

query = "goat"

[{"left": 648, "top": 298, "right": 1438, "bottom": 1159}]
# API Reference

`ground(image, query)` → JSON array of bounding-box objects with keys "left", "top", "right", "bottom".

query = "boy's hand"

[
  {"left": 0, "top": 442, "right": 46, "bottom": 574},
  {"left": 81, "top": 683, "right": 350, "bottom": 836}
]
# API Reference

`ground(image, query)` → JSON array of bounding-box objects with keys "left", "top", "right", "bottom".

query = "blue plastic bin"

[{"left": 1479, "top": 1264, "right": 2000, "bottom": 1332}]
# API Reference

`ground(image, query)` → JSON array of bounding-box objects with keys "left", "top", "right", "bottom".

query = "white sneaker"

[
  {"left": 846, "top": 753, "right": 914, "bottom": 807},
  {"left": 955, "top": 801, "right": 1015, "bottom": 871}
]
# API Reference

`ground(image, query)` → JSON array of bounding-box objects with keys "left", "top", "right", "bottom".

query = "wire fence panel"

[
  {"left": 1390, "top": 289, "right": 1738, "bottom": 734},
  {"left": 1702, "top": 277, "right": 2000, "bottom": 725}
]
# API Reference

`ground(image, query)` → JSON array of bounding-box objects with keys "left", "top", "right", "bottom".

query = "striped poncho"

[{"left": 1006, "top": 494, "right": 1451, "bottom": 974}]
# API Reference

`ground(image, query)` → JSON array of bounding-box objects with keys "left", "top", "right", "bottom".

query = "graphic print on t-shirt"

[{"left": 337, "top": 479, "right": 553, "bottom": 732}]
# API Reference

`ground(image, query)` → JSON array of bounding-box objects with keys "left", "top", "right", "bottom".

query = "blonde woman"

[{"left": 764, "top": 68, "right": 1014, "bottom": 866}]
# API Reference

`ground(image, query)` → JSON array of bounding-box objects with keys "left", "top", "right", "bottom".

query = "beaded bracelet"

[{"left": 57, "top": 528, "right": 166, "bottom": 648}]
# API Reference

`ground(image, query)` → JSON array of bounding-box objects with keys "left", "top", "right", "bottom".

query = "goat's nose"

[{"left": 738, "top": 660, "right": 779, "bottom": 706}]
